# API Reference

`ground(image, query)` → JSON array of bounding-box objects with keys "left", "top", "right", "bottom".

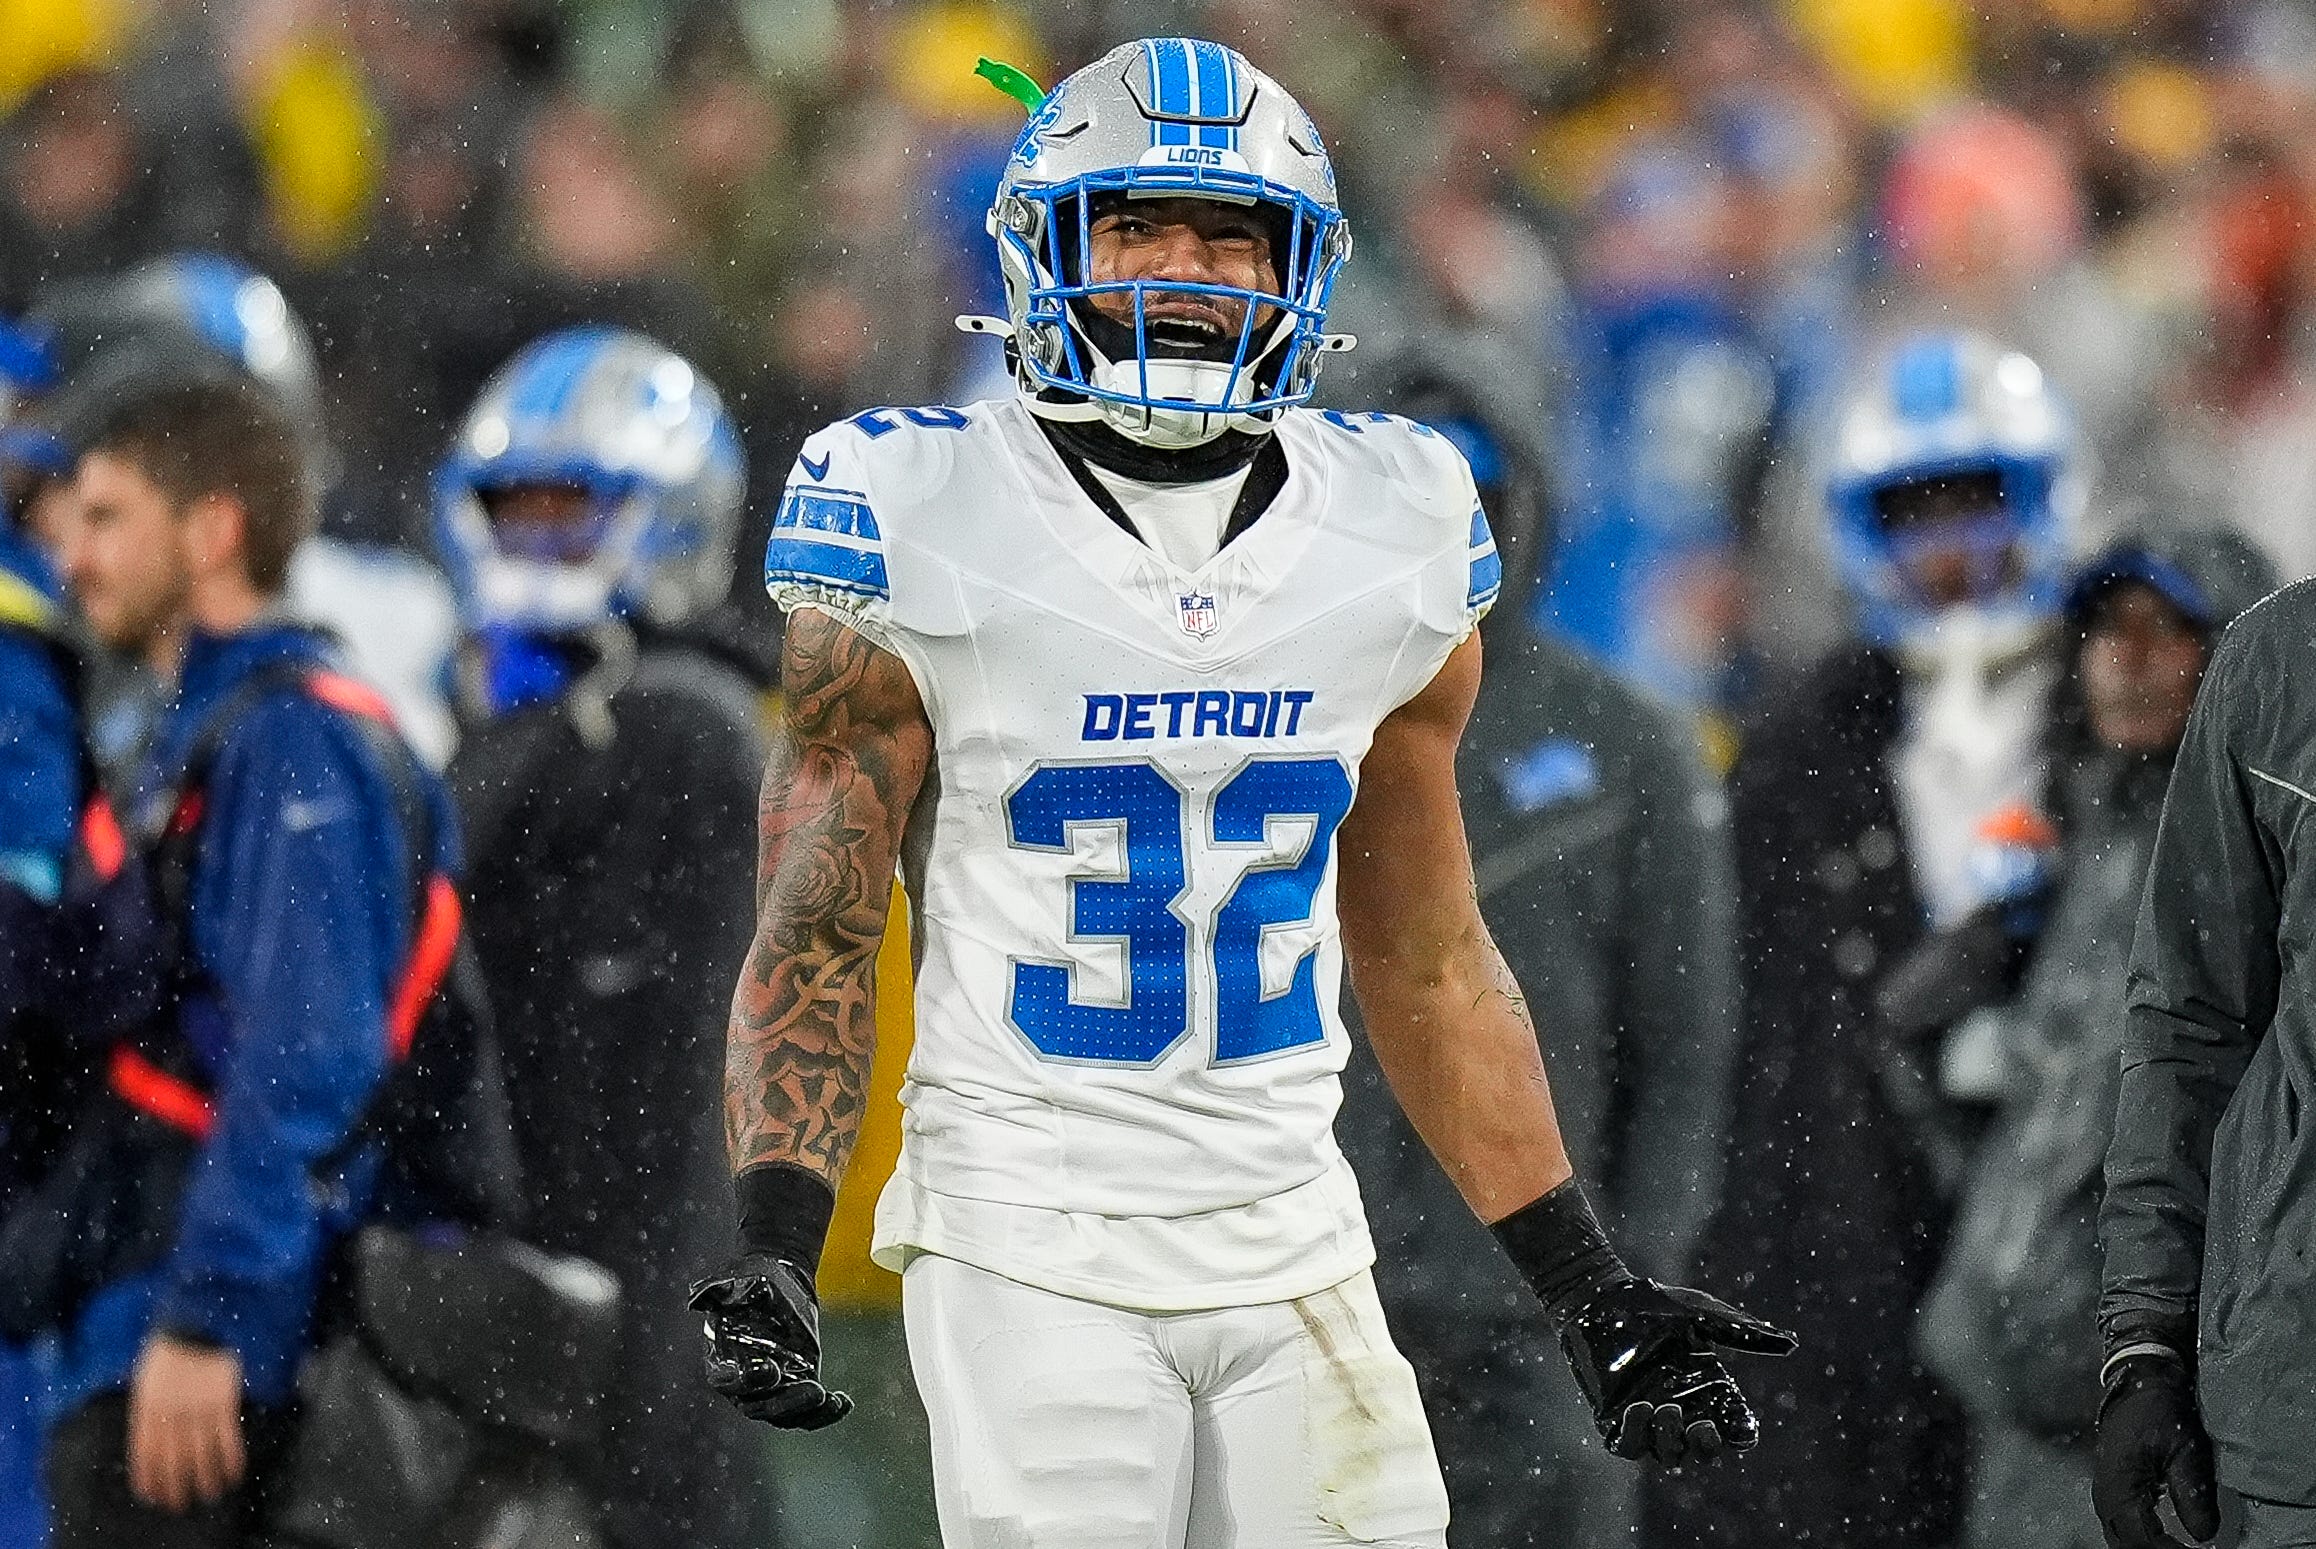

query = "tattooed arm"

[
  {"left": 724, "top": 607, "right": 932, "bottom": 1190},
  {"left": 1337, "top": 632, "right": 1575, "bottom": 1222}
]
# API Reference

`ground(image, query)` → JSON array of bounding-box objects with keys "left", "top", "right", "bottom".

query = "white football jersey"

[{"left": 765, "top": 396, "right": 1498, "bottom": 1311}]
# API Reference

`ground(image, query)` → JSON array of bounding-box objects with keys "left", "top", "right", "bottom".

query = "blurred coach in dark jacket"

[
  {"left": 1337, "top": 356, "right": 1743, "bottom": 1549},
  {"left": 2095, "top": 552, "right": 2316, "bottom": 1549}
]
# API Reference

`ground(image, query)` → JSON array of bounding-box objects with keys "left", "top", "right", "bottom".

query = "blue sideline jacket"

[
  {"left": 53, "top": 622, "right": 459, "bottom": 1414},
  {"left": 0, "top": 535, "right": 75, "bottom": 1549},
  {"left": 0, "top": 529, "right": 76, "bottom": 922}
]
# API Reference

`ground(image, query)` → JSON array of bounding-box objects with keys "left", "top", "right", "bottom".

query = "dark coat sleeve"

[{"left": 2099, "top": 624, "right": 2281, "bottom": 1341}]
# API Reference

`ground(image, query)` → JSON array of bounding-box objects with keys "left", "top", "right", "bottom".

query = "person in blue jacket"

[
  {"left": 35, "top": 371, "right": 451, "bottom": 1547},
  {"left": 0, "top": 313, "right": 77, "bottom": 1549}
]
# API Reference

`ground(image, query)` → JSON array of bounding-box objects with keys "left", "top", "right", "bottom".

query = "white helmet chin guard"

[{"left": 973, "top": 38, "right": 1353, "bottom": 449}]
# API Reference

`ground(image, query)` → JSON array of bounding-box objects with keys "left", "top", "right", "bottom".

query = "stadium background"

[{"left": 3, "top": 0, "right": 2311, "bottom": 1542}]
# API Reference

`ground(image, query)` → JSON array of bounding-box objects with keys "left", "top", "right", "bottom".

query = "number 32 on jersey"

[{"left": 1004, "top": 756, "right": 1353, "bottom": 1068}]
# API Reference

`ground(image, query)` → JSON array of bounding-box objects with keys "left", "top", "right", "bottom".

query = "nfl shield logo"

[{"left": 1178, "top": 591, "right": 1218, "bottom": 638}]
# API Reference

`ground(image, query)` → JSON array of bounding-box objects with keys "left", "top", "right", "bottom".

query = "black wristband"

[
  {"left": 734, "top": 1162, "right": 837, "bottom": 1277},
  {"left": 1490, "top": 1178, "right": 1634, "bottom": 1325}
]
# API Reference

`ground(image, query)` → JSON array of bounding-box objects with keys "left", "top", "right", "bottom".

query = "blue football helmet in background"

[
  {"left": 6, "top": 253, "right": 329, "bottom": 491},
  {"left": 435, "top": 326, "right": 745, "bottom": 649},
  {"left": 1825, "top": 331, "right": 2084, "bottom": 649},
  {"left": 981, "top": 38, "right": 1353, "bottom": 450}
]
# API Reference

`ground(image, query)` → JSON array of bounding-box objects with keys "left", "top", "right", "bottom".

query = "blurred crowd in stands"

[{"left": 4, "top": 0, "right": 2313, "bottom": 715}]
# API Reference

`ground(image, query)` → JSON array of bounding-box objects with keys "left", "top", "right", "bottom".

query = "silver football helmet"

[
  {"left": 1825, "top": 331, "right": 2085, "bottom": 649},
  {"left": 975, "top": 38, "right": 1353, "bottom": 449},
  {"left": 435, "top": 326, "right": 745, "bottom": 638}
]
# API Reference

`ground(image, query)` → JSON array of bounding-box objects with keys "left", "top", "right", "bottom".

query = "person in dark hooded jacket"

[
  {"left": 1332, "top": 356, "right": 1744, "bottom": 1548},
  {"left": 1910, "top": 528, "right": 2274, "bottom": 1549},
  {"left": 434, "top": 327, "right": 777, "bottom": 1549},
  {"left": 2094, "top": 567, "right": 2316, "bottom": 1545}
]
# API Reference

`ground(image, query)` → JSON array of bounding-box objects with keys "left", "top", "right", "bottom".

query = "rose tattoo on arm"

[{"left": 724, "top": 609, "right": 932, "bottom": 1187}]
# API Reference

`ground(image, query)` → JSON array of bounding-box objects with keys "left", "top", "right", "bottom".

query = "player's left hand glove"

[
  {"left": 1492, "top": 1178, "right": 1797, "bottom": 1467},
  {"left": 690, "top": 1252, "right": 854, "bottom": 1431},
  {"left": 1556, "top": 1276, "right": 1797, "bottom": 1463}
]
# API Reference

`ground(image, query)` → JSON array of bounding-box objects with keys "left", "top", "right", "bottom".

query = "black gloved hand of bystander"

[
  {"left": 690, "top": 1163, "right": 853, "bottom": 1431},
  {"left": 1494, "top": 1179, "right": 1797, "bottom": 1465},
  {"left": 2094, "top": 1345, "right": 2219, "bottom": 1549}
]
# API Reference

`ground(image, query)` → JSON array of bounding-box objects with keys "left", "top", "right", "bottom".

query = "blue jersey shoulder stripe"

[
  {"left": 774, "top": 487, "right": 880, "bottom": 542},
  {"left": 1468, "top": 508, "right": 1503, "bottom": 610},
  {"left": 1468, "top": 547, "right": 1504, "bottom": 611},
  {"left": 766, "top": 535, "right": 890, "bottom": 598}
]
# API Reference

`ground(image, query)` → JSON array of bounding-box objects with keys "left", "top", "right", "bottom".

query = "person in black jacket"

[
  {"left": 1645, "top": 331, "right": 2089, "bottom": 1549},
  {"left": 1912, "top": 529, "right": 2273, "bottom": 1549},
  {"left": 2095, "top": 579, "right": 2316, "bottom": 1546},
  {"left": 434, "top": 327, "right": 777, "bottom": 1549},
  {"left": 1333, "top": 354, "right": 1745, "bottom": 1548}
]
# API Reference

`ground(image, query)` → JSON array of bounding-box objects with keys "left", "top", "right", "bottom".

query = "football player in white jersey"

[{"left": 693, "top": 39, "right": 1795, "bottom": 1548}]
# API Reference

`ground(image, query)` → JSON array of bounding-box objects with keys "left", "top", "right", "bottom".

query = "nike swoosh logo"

[
  {"left": 281, "top": 797, "right": 351, "bottom": 833},
  {"left": 800, "top": 452, "right": 832, "bottom": 482}
]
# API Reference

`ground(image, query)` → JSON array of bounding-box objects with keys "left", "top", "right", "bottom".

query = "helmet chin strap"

[{"left": 1088, "top": 358, "right": 1250, "bottom": 448}]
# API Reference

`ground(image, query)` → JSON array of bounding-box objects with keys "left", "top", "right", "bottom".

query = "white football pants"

[{"left": 902, "top": 1255, "right": 1451, "bottom": 1549}]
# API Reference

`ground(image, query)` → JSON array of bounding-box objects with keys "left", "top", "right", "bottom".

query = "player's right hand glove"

[
  {"left": 1491, "top": 1178, "right": 1797, "bottom": 1467},
  {"left": 2094, "top": 1351, "right": 2218, "bottom": 1549},
  {"left": 690, "top": 1252, "right": 854, "bottom": 1431},
  {"left": 693, "top": 1162, "right": 850, "bottom": 1430}
]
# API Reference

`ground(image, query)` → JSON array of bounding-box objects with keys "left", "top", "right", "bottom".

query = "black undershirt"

[{"left": 1035, "top": 416, "right": 1289, "bottom": 555}]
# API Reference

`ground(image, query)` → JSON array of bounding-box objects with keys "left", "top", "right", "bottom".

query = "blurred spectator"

[
  {"left": 294, "top": 0, "right": 533, "bottom": 551},
  {"left": 23, "top": 374, "right": 456, "bottom": 1547},
  {"left": 0, "top": 57, "right": 259, "bottom": 309},
  {"left": 1916, "top": 527, "right": 2275, "bottom": 1549},
  {"left": 1538, "top": 134, "right": 1780, "bottom": 710},
  {"left": 1337, "top": 347, "right": 1742, "bottom": 1549},
  {"left": 437, "top": 327, "right": 776, "bottom": 1549},
  {"left": 0, "top": 69, "right": 168, "bottom": 303},
  {"left": 1646, "top": 333, "right": 2085, "bottom": 1549}
]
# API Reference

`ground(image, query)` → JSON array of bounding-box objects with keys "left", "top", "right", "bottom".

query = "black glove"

[
  {"left": 2094, "top": 1353, "right": 2218, "bottom": 1549},
  {"left": 692, "top": 1162, "right": 851, "bottom": 1430},
  {"left": 689, "top": 1251, "right": 853, "bottom": 1430},
  {"left": 1493, "top": 1179, "right": 1798, "bottom": 1466},
  {"left": 1558, "top": 1276, "right": 1799, "bottom": 1463}
]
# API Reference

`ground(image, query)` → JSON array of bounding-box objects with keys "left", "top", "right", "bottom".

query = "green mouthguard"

[{"left": 975, "top": 57, "right": 1047, "bottom": 115}]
